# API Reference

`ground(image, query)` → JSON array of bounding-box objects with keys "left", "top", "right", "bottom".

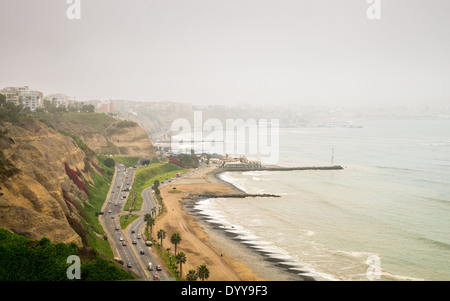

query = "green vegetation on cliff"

[
  {"left": 82, "top": 156, "right": 115, "bottom": 256},
  {"left": 59, "top": 130, "right": 96, "bottom": 159},
  {"left": 33, "top": 110, "right": 154, "bottom": 157},
  {"left": 168, "top": 153, "right": 199, "bottom": 169},
  {"left": 59, "top": 130, "right": 116, "bottom": 257},
  {"left": 113, "top": 156, "right": 140, "bottom": 168},
  {"left": 0, "top": 228, "right": 134, "bottom": 281}
]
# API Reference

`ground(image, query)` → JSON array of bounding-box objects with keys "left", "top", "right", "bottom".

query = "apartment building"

[{"left": 1, "top": 86, "right": 43, "bottom": 111}]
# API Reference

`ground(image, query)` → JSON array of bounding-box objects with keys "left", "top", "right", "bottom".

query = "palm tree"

[
  {"left": 146, "top": 217, "right": 155, "bottom": 238},
  {"left": 176, "top": 252, "right": 187, "bottom": 279},
  {"left": 197, "top": 264, "right": 210, "bottom": 281},
  {"left": 144, "top": 213, "right": 151, "bottom": 224},
  {"left": 157, "top": 229, "right": 166, "bottom": 251},
  {"left": 186, "top": 270, "right": 198, "bottom": 281},
  {"left": 143, "top": 214, "right": 150, "bottom": 237},
  {"left": 170, "top": 232, "right": 181, "bottom": 255}
]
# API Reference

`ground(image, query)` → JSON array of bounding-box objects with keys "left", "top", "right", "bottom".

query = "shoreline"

[
  {"left": 153, "top": 167, "right": 264, "bottom": 281},
  {"left": 154, "top": 166, "right": 313, "bottom": 281},
  {"left": 187, "top": 170, "right": 316, "bottom": 281},
  {"left": 206, "top": 169, "right": 426, "bottom": 282},
  {"left": 182, "top": 198, "right": 314, "bottom": 281}
]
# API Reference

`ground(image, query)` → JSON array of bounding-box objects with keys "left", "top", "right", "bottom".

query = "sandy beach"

[{"left": 152, "top": 167, "right": 265, "bottom": 281}]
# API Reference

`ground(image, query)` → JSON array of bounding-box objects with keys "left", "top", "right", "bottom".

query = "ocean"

[{"left": 193, "top": 118, "right": 450, "bottom": 281}]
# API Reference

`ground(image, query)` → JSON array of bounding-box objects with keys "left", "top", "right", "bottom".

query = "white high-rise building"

[
  {"left": 18, "top": 89, "right": 42, "bottom": 111},
  {"left": 1, "top": 86, "right": 43, "bottom": 111}
]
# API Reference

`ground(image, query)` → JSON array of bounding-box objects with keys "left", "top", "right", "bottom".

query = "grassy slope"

[
  {"left": 120, "top": 214, "right": 140, "bottom": 230},
  {"left": 60, "top": 112, "right": 114, "bottom": 133},
  {"left": 82, "top": 157, "right": 115, "bottom": 257},
  {"left": 113, "top": 156, "right": 140, "bottom": 168},
  {"left": 124, "top": 163, "right": 187, "bottom": 212},
  {"left": 60, "top": 130, "right": 115, "bottom": 257}
]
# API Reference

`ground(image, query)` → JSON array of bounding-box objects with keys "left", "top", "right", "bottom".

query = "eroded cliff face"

[
  {"left": 54, "top": 117, "right": 155, "bottom": 158},
  {"left": 0, "top": 118, "right": 96, "bottom": 246},
  {"left": 107, "top": 122, "right": 154, "bottom": 157}
]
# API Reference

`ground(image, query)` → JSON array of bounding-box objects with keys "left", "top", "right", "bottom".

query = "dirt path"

[{"left": 152, "top": 167, "right": 264, "bottom": 281}]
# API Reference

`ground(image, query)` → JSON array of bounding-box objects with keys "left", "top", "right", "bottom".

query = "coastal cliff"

[
  {"left": 51, "top": 113, "right": 155, "bottom": 158},
  {"left": 0, "top": 112, "right": 156, "bottom": 248},
  {"left": 0, "top": 112, "right": 155, "bottom": 249},
  {"left": 0, "top": 118, "right": 90, "bottom": 246}
]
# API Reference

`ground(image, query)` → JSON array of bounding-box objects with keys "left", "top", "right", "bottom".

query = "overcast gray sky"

[{"left": 1, "top": 0, "right": 449, "bottom": 106}]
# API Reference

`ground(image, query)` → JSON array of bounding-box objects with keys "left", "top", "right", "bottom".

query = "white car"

[{"left": 119, "top": 236, "right": 124, "bottom": 241}]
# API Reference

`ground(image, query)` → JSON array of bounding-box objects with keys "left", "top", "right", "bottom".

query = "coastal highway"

[
  {"left": 101, "top": 164, "right": 148, "bottom": 279},
  {"left": 126, "top": 167, "right": 201, "bottom": 280},
  {"left": 126, "top": 185, "right": 170, "bottom": 281},
  {"left": 101, "top": 162, "right": 177, "bottom": 280},
  {"left": 101, "top": 162, "right": 201, "bottom": 280}
]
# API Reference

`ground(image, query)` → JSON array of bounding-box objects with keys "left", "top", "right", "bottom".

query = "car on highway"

[
  {"left": 111, "top": 215, "right": 115, "bottom": 219},
  {"left": 131, "top": 230, "right": 135, "bottom": 234},
  {"left": 127, "top": 262, "right": 132, "bottom": 268},
  {"left": 139, "top": 249, "right": 145, "bottom": 255},
  {"left": 132, "top": 240, "right": 137, "bottom": 245},
  {"left": 156, "top": 265, "right": 162, "bottom": 271},
  {"left": 119, "top": 236, "right": 124, "bottom": 241},
  {"left": 108, "top": 200, "right": 112, "bottom": 204},
  {"left": 115, "top": 226, "right": 119, "bottom": 230},
  {"left": 108, "top": 209, "right": 112, "bottom": 213},
  {"left": 137, "top": 234, "right": 141, "bottom": 239},
  {"left": 122, "top": 242, "right": 127, "bottom": 246},
  {"left": 153, "top": 274, "right": 159, "bottom": 281},
  {"left": 148, "top": 263, "right": 153, "bottom": 271}
]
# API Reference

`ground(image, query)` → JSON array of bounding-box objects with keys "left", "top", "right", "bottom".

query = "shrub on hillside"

[{"left": 64, "top": 162, "right": 89, "bottom": 196}]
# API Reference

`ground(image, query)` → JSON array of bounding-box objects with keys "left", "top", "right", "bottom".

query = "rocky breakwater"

[{"left": 0, "top": 118, "right": 100, "bottom": 246}]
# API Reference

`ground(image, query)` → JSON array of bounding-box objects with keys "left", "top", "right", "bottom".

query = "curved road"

[
  {"left": 126, "top": 168, "right": 198, "bottom": 280},
  {"left": 100, "top": 162, "right": 201, "bottom": 280}
]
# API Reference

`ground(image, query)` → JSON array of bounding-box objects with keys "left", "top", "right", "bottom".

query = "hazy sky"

[{"left": 1, "top": 0, "right": 449, "bottom": 106}]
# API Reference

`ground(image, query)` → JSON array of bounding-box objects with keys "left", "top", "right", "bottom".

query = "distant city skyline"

[{"left": 1, "top": 0, "right": 450, "bottom": 107}]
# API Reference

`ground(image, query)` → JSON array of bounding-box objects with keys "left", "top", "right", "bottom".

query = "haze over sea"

[{"left": 195, "top": 118, "right": 450, "bottom": 280}]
